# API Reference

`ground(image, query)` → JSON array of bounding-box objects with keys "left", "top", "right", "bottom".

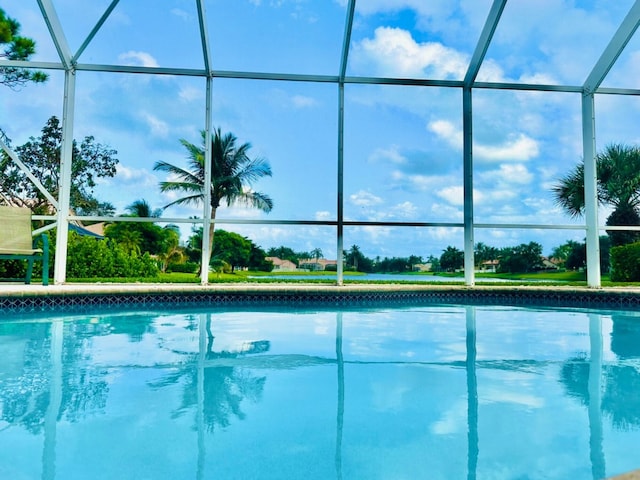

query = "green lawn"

[{"left": 62, "top": 268, "right": 640, "bottom": 287}]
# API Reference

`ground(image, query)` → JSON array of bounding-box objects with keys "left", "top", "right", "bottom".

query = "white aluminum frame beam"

[
  {"left": 37, "top": 0, "right": 76, "bottom": 284},
  {"left": 37, "top": 0, "right": 73, "bottom": 69},
  {"left": 197, "top": 0, "right": 213, "bottom": 285},
  {"left": 72, "top": 0, "right": 121, "bottom": 64},
  {"left": 464, "top": 0, "right": 507, "bottom": 87},
  {"left": 461, "top": 0, "right": 506, "bottom": 285},
  {"left": 462, "top": 87, "right": 475, "bottom": 285},
  {"left": 201, "top": 78, "right": 213, "bottom": 285},
  {"left": 335, "top": 0, "right": 356, "bottom": 286},
  {"left": 584, "top": 1, "right": 640, "bottom": 95},
  {"left": 53, "top": 70, "right": 76, "bottom": 284},
  {"left": 581, "top": 0, "right": 640, "bottom": 287}
]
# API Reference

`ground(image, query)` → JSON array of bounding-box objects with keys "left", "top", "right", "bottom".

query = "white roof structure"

[{"left": 2, "top": 0, "right": 640, "bottom": 286}]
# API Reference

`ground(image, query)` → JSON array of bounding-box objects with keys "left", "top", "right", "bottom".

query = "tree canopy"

[
  {"left": 0, "top": 8, "right": 48, "bottom": 89},
  {"left": 552, "top": 144, "right": 640, "bottom": 246},
  {"left": 154, "top": 128, "right": 273, "bottom": 270},
  {"left": 0, "top": 116, "right": 118, "bottom": 216}
]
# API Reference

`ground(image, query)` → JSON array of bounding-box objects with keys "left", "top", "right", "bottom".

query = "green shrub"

[
  {"left": 610, "top": 242, "right": 640, "bottom": 281},
  {"left": 66, "top": 232, "right": 159, "bottom": 278},
  {"left": 0, "top": 259, "right": 26, "bottom": 280},
  {"left": 168, "top": 261, "right": 199, "bottom": 273}
]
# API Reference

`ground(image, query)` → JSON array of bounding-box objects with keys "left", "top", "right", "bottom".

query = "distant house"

[
  {"left": 479, "top": 259, "right": 499, "bottom": 272},
  {"left": 413, "top": 263, "right": 432, "bottom": 272},
  {"left": 299, "top": 258, "right": 337, "bottom": 271},
  {"left": 540, "top": 257, "right": 560, "bottom": 270},
  {"left": 266, "top": 257, "right": 297, "bottom": 271}
]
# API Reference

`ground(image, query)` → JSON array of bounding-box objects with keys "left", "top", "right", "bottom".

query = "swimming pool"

[{"left": 1, "top": 302, "right": 639, "bottom": 479}]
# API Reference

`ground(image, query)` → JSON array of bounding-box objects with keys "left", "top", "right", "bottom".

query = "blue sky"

[{"left": 3, "top": 0, "right": 640, "bottom": 261}]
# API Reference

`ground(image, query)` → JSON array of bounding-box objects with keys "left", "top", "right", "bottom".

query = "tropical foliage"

[
  {"left": 66, "top": 232, "right": 159, "bottom": 278},
  {"left": 0, "top": 116, "right": 118, "bottom": 216},
  {"left": 610, "top": 242, "right": 640, "bottom": 282},
  {"left": 105, "top": 199, "right": 167, "bottom": 255},
  {"left": 439, "top": 246, "right": 464, "bottom": 272},
  {"left": 0, "top": 8, "right": 47, "bottom": 89},
  {"left": 186, "top": 227, "right": 273, "bottom": 272},
  {"left": 497, "top": 242, "right": 544, "bottom": 274},
  {"left": 553, "top": 144, "right": 640, "bottom": 246},
  {"left": 154, "top": 128, "right": 273, "bottom": 270}
]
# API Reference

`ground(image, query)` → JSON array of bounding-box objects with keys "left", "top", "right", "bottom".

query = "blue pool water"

[{"left": 1, "top": 304, "right": 639, "bottom": 479}]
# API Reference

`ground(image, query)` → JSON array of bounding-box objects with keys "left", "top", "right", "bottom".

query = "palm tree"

[
  {"left": 157, "top": 226, "right": 185, "bottom": 273},
  {"left": 552, "top": 144, "right": 640, "bottom": 246},
  {"left": 126, "top": 198, "right": 162, "bottom": 218},
  {"left": 310, "top": 247, "right": 323, "bottom": 271},
  {"left": 106, "top": 198, "right": 164, "bottom": 254},
  {"left": 153, "top": 128, "right": 273, "bottom": 270}
]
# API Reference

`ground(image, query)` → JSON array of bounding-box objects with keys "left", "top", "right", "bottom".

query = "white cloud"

[
  {"left": 369, "top": 145, "right": 406, "bottom": 164},
  {"left": 518, "top": 72, "right": 558, "bottom": 85},
  {"left": 315, "top": 211, "right": 332, "bottom": 220},
  {"left": 390, "top": 201, "right": 418, "bottom": 219},
  {"left": 171, "top": 8, "right": 190, "bottom": 21},
  {"left": 428, "top": 226, "right": 461, "bottom": 242},
  {"left": 476, "top": 59, "right": 507, "bottom": 83},
  {"left": 428, "top": 120, "right": 462, "bottom": 150},
  {"left": 436, "top": 186, "right": 464, "bottom": 206},
  {"left": 391, "top": 170, "right": 457, "bottom": 193},
  {"left": 358, "top": 224, "right": 392, "bottom": 242},
  {"left": 266, "top": 89, "right": 319, "bottom": 109},
  {"left": 291, "top": 94, "right": 318, "bottom": 108},
  {"left": 428, "top": 120, "right": 539, "bottom": 162},
  {"left": 178, "top": 86, "right": 204, "bottom": 102},
  {"left": 350, "top": 190, "right": 383, "bottom": 207},
  {"left": 476, "top": 134, "right": 539, "bottom": 162},
  {"left": 436, "top": 186, "right": 487, "bottom": 207},
  {"left": 118, "top": 51, "right": 159, "bottom": 68},
  {"left": 353, "top": 27, "right": 468, "bottom": 79},
  {"left": 142, "top": 113, "right": 169, "bottom": 137},
  {"left": 113, "top": 164, "right": 158, "bottom": 188},
  {"left": 494, "top": 164, "right": 533, "bottom": 185}
]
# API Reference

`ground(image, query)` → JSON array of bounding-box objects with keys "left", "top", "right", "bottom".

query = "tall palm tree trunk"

[{"left": 198, "top": 208, "right": 217, "bottom": 277}]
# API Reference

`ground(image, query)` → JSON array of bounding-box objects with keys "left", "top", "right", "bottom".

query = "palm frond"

[{"left": 161, "top": 193, "right": 204, "bottom": 209}]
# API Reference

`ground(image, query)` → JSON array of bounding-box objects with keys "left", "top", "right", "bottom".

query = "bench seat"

[{"left": 0, "top": 206, "right": 49, "bottom": 285}]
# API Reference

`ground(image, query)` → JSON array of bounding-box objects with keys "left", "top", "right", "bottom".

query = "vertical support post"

[
  {"left": 337, "top": 0, "right": 354, "bottom": 286},
  {"left": 582, "top": 94, "right": 601, "bottom": 288},
  {"left": 53, "top": 69, "right": 76, "bottom": 284},
  {"left": 201, "top": 77, "right": 213, "bottom": 285},
  {"left": 337, "top": 84, "right": 345, "bottom": 286},
  {"left": 463, "top": 87, "right": 475, "bottom": 286}
]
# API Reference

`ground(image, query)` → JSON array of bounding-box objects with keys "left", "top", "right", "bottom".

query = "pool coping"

[{"left": 2, "top": 283, "right": 640, "bottom": 313}]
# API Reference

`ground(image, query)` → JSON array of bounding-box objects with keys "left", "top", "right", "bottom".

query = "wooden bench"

[{"left": 0, "top": 206, "right": 49, "bottom": 285}]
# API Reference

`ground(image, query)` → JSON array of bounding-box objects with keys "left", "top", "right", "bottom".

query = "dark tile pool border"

[{"left": 2, "top": 285, "right": 640, "bottom": 314}]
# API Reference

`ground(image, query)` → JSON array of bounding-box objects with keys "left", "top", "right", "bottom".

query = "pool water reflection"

[{"left": 0, "top": 305, "right": 639, "bottom": 479}]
